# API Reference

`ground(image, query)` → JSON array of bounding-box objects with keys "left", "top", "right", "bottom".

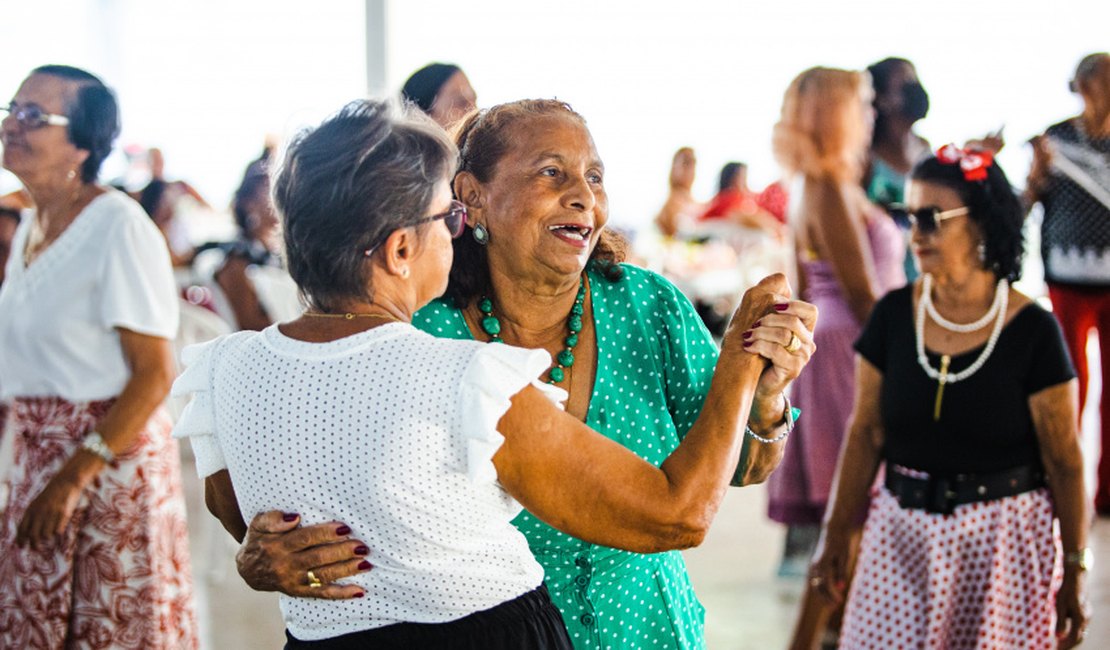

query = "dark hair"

[
  {"left": 718, "top": 162, "right": 746, "bottom": 193},
  {"left": 1071, "top": 52, "right": 1109, "bottom": 93},
  {"left": 401, "top": 63, "right": 461, "bottom": 113},
  {"left": 866, "top": 57, "right": 914, "bottom": 97},
  {"left": 445, "top": 99, "right": 626, "bottom": 306},
  {"left": 31, "top": 65, "right": 119, "bottom": 183},
  {"left": 866, "top": 57, "right": 916, "bottom": 149},
  {"left": 232, "top": 161, "right": 270, "bottom": 236},
  {"left": 138, "top": 179, "right": 166, "bottom": 219},
  {"left": 272, "top": 100, "right": 457, "bottom": 312},
  {"left": 910, "top": 154, "right": 1025, "bottom": 282}
]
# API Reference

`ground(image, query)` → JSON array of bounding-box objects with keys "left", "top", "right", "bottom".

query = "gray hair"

[{"left": 271, "top": 100, "right": 457, "bottom": 312}]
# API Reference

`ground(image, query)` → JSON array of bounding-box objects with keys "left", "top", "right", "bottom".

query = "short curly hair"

[
  {"left": 910, "top": 155, "right": 1025, "bottom": 282},
  {"left": 444, "top": 99, "right": 626, "bottom": 306}
]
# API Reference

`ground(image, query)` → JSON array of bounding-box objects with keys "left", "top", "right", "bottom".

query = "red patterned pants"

[{"left": 0, "top": 397, "right": 198, "bottom": 649}]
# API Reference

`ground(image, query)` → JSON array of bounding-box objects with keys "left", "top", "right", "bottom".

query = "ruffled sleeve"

[
  {"left": 458, "top": 343, "right": 567, "bottom": 484},
  {"left": 171, "top": 337, "right": 227, "bottom": 478}
]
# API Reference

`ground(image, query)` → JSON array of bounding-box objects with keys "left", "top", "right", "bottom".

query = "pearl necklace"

[
  {"left": 915, "top": 273, "right": 1009, "bottom": 420},
  {"left": 921, "top": 273, "right": 1007, "bottom": 333}
]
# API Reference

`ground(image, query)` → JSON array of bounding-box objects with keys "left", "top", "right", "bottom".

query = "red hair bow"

[{"left": 936, "top": 144, "right": 994, "bottom": 182}]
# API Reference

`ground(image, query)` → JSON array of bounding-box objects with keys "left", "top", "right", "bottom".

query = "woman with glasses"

[
  {"left": 0, "top": 66, "right": 197, "bottom": 648},
  {"left": 173, "top": 99, "right": 815, "bottom": 648},
  {"left": 809, "top": 147, "right": 1091, "bottom": 649}
]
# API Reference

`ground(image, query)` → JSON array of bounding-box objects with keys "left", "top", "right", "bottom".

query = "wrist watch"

[{"left": 1064, "top": 548, "right": 1093, "bottom": 572}]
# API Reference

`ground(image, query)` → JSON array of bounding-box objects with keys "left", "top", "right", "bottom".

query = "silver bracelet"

[
  {"left": 81, "top": 431, "right": 115, "bottom": 463},
  {"left": 744, "top": 394, "right": 795, "bottom": 444}
]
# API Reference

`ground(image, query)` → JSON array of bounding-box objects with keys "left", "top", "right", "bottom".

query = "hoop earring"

[{"left": 472, "top": 223, "right": 490, "bottom": 246}]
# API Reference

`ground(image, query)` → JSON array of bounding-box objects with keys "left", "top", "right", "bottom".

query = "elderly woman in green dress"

[{"left": 233, "top": 99, "right": 816, "bottom": 649}]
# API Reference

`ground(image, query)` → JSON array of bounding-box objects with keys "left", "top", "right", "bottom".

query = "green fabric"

[
  {"left": 415, "top": 263, "right": 718, "bottom": 650},
  {"left": 867, "top": 157, "right": 918, "bottom": 282}
]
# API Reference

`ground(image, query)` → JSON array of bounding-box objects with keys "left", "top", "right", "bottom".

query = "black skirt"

[{"left": 284, "top": 585, "right": 572, "bottom": 650}]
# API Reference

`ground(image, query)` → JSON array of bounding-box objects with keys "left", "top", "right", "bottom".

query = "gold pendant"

[{"left": 933, "top": 354, "right": 951, "bottom": 421}]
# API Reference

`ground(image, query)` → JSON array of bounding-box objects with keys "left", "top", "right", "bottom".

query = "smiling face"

[
  {"left": 1, "top": 73, "right": 88, "bottom": 187},
  {"left": 907, "top": 180, "right": 980, "bottom": 277},
  {"left": 474, "top": 114, "right": 608, "bottom": 283}
]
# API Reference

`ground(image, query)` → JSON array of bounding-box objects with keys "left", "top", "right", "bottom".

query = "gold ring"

[
  {"left": 784, "top": 333, "right": 802, "bottom": 354},
  {"left": 307, "top": 569, "right": 323, "bottom": 589}
]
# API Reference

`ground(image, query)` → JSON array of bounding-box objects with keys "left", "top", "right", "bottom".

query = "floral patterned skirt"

[{"left": 0, "top": 397, "right": 198, "bottom": 649}]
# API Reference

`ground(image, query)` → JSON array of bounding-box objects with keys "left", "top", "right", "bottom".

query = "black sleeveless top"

[{"left": 854, "top": 285, "right": 1075, "bottom": 474}]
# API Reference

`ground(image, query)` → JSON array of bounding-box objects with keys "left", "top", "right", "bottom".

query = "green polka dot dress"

[{"left": 416, "top": 263, "right": 718, "bottom": 650}]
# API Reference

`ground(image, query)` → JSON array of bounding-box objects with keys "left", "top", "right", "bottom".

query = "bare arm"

[
  {"left": 216, "top": 256, "right": 272, "bottom": 331},
  {"left": 205, "top": 469, "right": 247, "bottom": 542},
  {"left": 810, "top": 357, "right": 885, "bottom": 603},
  {"left": 803, "top": 176, "right": 881, "bottom": 323},
  {"left": 493, "top": 276, "right": 786, "bottom": 553},
  {"left": 1028, "top": 381, "right": 1090, "bottom": 648},
  {"left": 17, "top": 330, "right": 176, "bottom": 547}
]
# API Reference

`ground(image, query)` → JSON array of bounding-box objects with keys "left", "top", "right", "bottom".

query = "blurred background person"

[
  {"left": 0, "top": 64, "right": 196, "bottom": 648},
  {"left": 400, "top": 62, "right": 477, "bottom": 129},
  {"left": 765, "top": 65, "right": 906, "bottom": 646},
  {"left": 0, "top": 190, "right": 28, "bottom": 285},
  {"left": 1027, "top": 51, "right": 1110, "bottom": 517},
  {"left": 864, "top": 57, "right": 931, "bottom": 282},
  {"left": 136, "top": 147, "right": 211, "bottom": 268},
  {"left": 812, "top": 148, "right": 1090, "bottom": 649},
  {"left": 192, "top": 154, "right": 298, "bottom": 331},
  {"left": 653, "top": 146, "right": 701, "bottom": 237},
  {"left": 698, "top": 161, "right": 787, "bottom": 238}
]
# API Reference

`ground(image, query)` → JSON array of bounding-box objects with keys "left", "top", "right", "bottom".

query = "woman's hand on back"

[{"left": 236, "top": 511, "right": 373, "bottom": 599}]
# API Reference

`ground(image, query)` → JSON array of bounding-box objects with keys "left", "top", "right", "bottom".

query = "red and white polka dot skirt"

[{"left": 840, "top": 471, "right": 1062, "bottom": 650}]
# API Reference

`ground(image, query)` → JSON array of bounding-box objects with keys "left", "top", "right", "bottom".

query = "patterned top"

[
  {"left": 173, "top": 325, "right": 561, "bottom": 640},
  {"left": 1040, "top": 118, "right": 1110, "bottom": 286},
  {"left": 416, "top": 263, "right": 719, "bottom": 650}
]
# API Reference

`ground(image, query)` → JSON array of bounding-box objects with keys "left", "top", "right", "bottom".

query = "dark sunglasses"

[
  {"left": 889, "top": 204, "right": 969, "bottom": 234},
  {"left": 1, "top": 102, "right": 70, "bottom": 130},
  {"left": 363, "top": 200, "right": 468, "bottom": 256}
]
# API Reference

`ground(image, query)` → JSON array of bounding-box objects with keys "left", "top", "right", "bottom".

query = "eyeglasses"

[
  {"left": 890, "top": 204, "right": 970, "bottom": 235},
  {"left": 411, "top": 199, "right": 467, "bottom": 239},
  {"left": 363, "top": 200, "right": 468, "bottom": 256},
  {"left": 1, "top": 102, "right": 70, "bottom": 130}
]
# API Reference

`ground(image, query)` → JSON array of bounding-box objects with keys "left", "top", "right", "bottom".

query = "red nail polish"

[
  {"left": 753, "top": 320, "right": 762, "bottom": 327},
  {"left": 336, "top": 525, "right": 352, "bottom": 536},
  {"left": 282, "top": 513, "right": 298, "bottom": 522},
  {"left": 742, "top": 331, "right": 752, "bottom": 340},
  {"left": 358, "top": 560, "right": 373, "bottom": 571},
  {"left": 775, "top": 303, "right": 789, "bottom": 311},
  {"left": 354, "top": 545, "right": 369, "bottom": 556},
  {"left": 354, "top": 592, "right": 365, "bottom": 598}
]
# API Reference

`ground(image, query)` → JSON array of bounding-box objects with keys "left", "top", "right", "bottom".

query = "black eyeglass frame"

[{"left": 363, "top": 200, "right": 468, "bottom": 257}]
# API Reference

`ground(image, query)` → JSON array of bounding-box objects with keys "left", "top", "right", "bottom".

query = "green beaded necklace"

[{"left": 478, "top": 277, "right": 586, "bottom": 385}]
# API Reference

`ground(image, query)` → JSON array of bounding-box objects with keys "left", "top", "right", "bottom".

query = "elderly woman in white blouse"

[
  {"left": 0, "top": 66, "right": 197, "bottom": 648},
  {"left": 172, "top": 100, "right": 815, "bottom": 649}
]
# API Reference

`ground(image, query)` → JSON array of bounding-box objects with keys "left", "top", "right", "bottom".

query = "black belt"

[{"left": 885, "top": 465, "right": 1045, "bottom": 515}]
